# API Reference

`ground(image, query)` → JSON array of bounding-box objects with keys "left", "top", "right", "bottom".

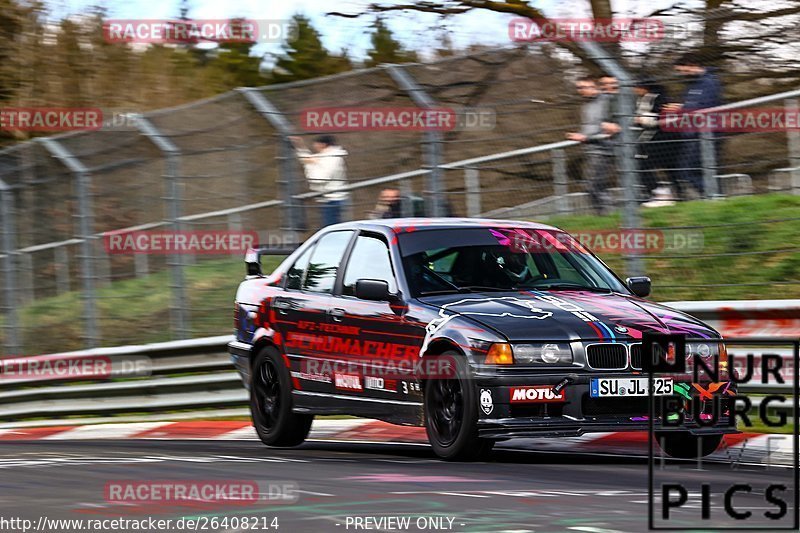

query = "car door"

[
  {"left": 276, "top": 230, "right": 354, "bottom": 393},
  {"left": 330, "top": 232, "right": 426, "bottom": 400}
]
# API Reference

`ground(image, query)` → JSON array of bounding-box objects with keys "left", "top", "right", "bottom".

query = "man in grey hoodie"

[
  {"left": 566, "top": 76, "right": 620, "bottom": 215},
  {"left": 290, "top": 135, "right": 350, "bottom": 227}
]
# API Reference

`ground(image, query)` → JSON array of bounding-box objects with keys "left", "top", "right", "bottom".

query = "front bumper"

[
  {"left": 472, "top": 370, "right": 738, "bottom": 439},
  {"left": 228, "top": 340, "right": 252, "bottom": 389}
]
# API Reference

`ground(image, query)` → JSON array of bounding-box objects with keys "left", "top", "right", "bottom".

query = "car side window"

[
  {"left": 342, "top": 235, "right": 397, "bottom": 296},
  {"left": 303, "top": 231, "right": 353, "bottom": 293},
  {"left": 286, "top": 246, "right": 313, "bottom": 290}
]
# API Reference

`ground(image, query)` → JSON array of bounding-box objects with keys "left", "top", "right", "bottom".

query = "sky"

[
  {"left": 46, "top": 0, "right": 687, "bottom": 61},
  {"left": 45, "top": 0, "right": 563, "bottom": 60}
]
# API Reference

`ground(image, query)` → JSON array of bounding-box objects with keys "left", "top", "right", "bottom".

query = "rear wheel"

[
  {"left": 656, "top": 431, "right": 723, "bottom": 458},
  {"left": 424, "top": 352, "right": 494, "bottom": 461},
  {"left": 251, "top": 346, "right": 313, "bottom": 447}
]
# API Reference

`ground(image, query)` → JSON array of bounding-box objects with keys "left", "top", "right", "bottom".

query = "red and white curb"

[{"left": 0, "top": 419, "right": 791, "bottom": 466}]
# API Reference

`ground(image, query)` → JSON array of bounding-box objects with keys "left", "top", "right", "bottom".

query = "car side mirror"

[
  {"left": 626, "top": 276, "right": 651, "bottom": 298},
  {"left": 355, "top": 279, "right": 393, "bottom": 301},
  {"left": 245, "top": 249, "right": 261, "bottom": 276}
]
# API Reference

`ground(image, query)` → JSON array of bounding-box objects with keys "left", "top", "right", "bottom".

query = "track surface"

[{"left": 0, "top": 439, "right": 794, "bottom": 533}]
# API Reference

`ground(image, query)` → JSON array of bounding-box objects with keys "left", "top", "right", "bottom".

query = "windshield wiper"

[
  {"left": 419, "top": 286, "right": 512, "bottom": 296},
  {"left": 534, "top": 283, "right": 612, "bottom": 293},
  {"left": 457, "top": 285, "right": 514, "bottom": 292}
]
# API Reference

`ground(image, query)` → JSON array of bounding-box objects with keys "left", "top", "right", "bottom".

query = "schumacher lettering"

[{"left": 285, "top": 332, "right": 419, "bottom": 359}]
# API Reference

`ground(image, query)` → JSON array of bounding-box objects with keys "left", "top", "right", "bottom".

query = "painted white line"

[{"left": 42, "top": 422, "right": 167, "bottom": 440}]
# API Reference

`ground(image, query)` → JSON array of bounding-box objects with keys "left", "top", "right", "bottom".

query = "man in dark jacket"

[
  {"left": 633, "top": 78, "right": 680, "bottom": 200},
  {"left": 664, "top": 52, "right": 723, "bottom": 198}
]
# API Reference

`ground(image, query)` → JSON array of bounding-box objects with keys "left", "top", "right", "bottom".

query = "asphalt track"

[{"left": 0, "top": 437, "right": 795, "bottom": 533}]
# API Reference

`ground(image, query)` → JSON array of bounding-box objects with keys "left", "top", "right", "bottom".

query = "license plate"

[{"left": 590, "top": 377, "right": 673, "bottom": 398}]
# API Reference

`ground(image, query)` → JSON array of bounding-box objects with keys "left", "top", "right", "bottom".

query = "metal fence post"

[
  {"left": 552, "top": 149, "right": 569, "bottom": 215},
  {"left": 55, "top": 246, "right": 70, "bottom": 294},
  {"left": 464, "top": 168, "right": 481, "bottom": 217},
  {"left": 578, "top": 42, "right": 644, "bottom": 277},
  {"left": 0, "top": 181, "right": 20, "bottom": 355},
  {"left": 38, "top": 138, "right": 99, "bottom": 348},
  {"left": 785, "top": 98, "right": 800, "bottom": 194},
  {"left": 135, "top": 115, "right": 190, "bottom": 340},
  {"left": 700, "top": 131, "right": 719, "bottom": 197},
  {"left": 387, "top": 66, "right": 444, "bottom": 217},
  {"left": 238, "top": 88, "right": 304, "bottom": 232}
]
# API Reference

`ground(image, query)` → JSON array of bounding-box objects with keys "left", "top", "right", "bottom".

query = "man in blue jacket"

[{"left": 664, "top": 52, "right": 723, "bottom": 198}]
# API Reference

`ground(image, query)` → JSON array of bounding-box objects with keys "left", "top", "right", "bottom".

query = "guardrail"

[{"left": 0, "top": 301, "right": 796, "bottom": 426}]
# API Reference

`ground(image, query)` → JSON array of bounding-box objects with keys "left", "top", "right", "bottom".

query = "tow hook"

[{"left": 553, "top": 374, "right": 577, "bottom": 395}]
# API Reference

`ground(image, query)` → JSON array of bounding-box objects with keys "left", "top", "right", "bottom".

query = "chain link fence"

[{"left": 1, "top": 41, "right": 799, "bottom": 355}]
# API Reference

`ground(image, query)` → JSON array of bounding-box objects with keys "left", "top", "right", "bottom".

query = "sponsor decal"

[
  {"left": 421, "top": 297, "right": 553, "bottom": 356},
  {"left": 364, "top": 376, "right": 397, "bottom": 393},
  {"left": 510, "top": 386, "right": 566, "bottom": 403},
  {"left": 286, "top": 333, "right": 419, "bottom": 360},
  {"left": 334, "top": 373, "right": 363, "bottom": 391},
  {"left": 290, "top": 371, "right": 331, "bottom": 384},
  {"left": 480, "top": 389, "right": 494, "bottom": 415}
]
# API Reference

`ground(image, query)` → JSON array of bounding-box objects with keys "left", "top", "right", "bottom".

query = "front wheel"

[
  {"left": 424, "top": 352, "right": 494, "bottom": 461},
  {"left": 250, "top": 346, "right": 313, "bottom": 447},
  {"left": 656, "top": 431, "right": 723, "bottom": 459}
]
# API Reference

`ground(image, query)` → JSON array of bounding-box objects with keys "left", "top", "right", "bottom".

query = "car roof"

[{"left": 326, "top": 217, "right": 562, "bottom": 233}]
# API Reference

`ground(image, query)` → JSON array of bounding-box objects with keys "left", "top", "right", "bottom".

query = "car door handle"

[{"left": 329, "top": 308, "right": 346, "bottom": 322}]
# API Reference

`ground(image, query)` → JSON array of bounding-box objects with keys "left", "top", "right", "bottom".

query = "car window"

[
  {"left": 286, "top": 246, "right": 313, "bottom": 290},
  {"left": 303, "top": 231, "right": 353, "bottom": 293},
  {"left": 342, "top": 235, "right": 397, "bottom": 296}
]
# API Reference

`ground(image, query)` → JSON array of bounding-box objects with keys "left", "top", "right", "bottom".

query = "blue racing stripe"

[{"left": 596, "top": 322, "right": 616, "bottom": 340}]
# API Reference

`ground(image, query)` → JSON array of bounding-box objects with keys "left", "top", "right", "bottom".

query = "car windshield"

[{"left": 398, "top": 227, "right": 629, "bottom": 296}]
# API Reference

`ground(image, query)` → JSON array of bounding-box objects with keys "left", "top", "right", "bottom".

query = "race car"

[{"left": 228, "top": 218, "right": 735, "bottom": 461}]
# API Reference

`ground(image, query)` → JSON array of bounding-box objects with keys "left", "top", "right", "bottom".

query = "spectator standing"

[
  {"left": 664, "top": 52, "right": 723, "bottom": 198},
  {"left": 289, "top": 135, "right": 349, "bottom": 226},
  {"left": 566, "top": 76, "right": 620, "bottom": 215},
  {"left": 633, "top": 78, "right": 680, "bottom": 201},
  {"left": 369, "top": 187, "right": 403, "bottom": 219}
]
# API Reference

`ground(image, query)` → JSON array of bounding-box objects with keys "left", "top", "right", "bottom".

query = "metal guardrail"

[{"left": 0, "top": 301, "right": 796, "bottom": 425}]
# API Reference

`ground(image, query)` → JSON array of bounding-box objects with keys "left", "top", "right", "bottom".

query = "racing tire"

[
  {"left": 656, "top": 431, "right": 723, "bottom": 459},
  {"left": 424, "top": 352, "right": 494, "bottom": 461},
  {"left": 250, "top": 346, "right": 313, "bottom": 447}
]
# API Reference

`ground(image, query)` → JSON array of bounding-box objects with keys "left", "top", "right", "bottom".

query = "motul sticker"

[
  {"left": 334, "top": 373, "right": 362, "bottom": 391},
  {"left": 510, "top": 386, "right": 566, "bottom": 403}
]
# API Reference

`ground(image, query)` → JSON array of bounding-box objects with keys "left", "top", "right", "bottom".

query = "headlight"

[
  {"left": 686, "top": 342, "right": 720, "bottom": 359},
  {"left": 513, "top": 343, "right": 573, "bottom": 365}
]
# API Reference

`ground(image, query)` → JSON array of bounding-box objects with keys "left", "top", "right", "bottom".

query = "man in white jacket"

[{"left": 289, "top": 135, "right": 349, "bottom": 227}]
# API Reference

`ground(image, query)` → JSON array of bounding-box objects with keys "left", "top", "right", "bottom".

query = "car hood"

[{"left": 417, "top": 290, "right": 719, "bottom": 342}]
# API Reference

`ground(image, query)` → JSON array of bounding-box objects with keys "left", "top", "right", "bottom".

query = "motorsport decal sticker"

[
  {"left": 510, "top": 386, "right": 566, "bottom": 403},
  {"left": 334, "top": 373, "right": 363, "bottom": 391},
  {"left": 480, "top": 389, "right": 494, "bottom": 415},
  {"left": 421, "top": 297, "right": 553, "bottom": 355}
]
